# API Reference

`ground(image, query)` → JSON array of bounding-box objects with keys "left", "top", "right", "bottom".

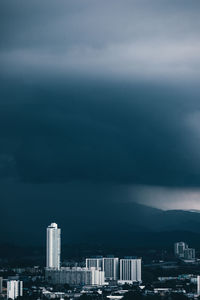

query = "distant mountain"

[
  {"left": 125, "top": 202, "right": 200, "bottom": 233},
  {"left": 55, "top": 201, "right": 200, "bottom": 247},
  {"left": 83, "top": 201, "right": 200, "bottom": 235},
  {"left": 2, "top": 202, "right": 200, "bottom": 249}
]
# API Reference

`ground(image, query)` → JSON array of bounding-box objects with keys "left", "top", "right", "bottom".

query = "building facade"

[
  {"left": 46, "top": 223, "right": 61, "bottom": 269},
  {"left": 45, "top": 267, "right": 105, "bottom": 286},
  {"left": 86, "top": 258, "right": 103, "bottom": 270},
  {"left": 7, "top": 280, "right": 23, "bottom": 300},
  {"left": 119, "top": 258, "right": 141, "bottom": 284},
  {"left": 197, "top": 275, "right": 200, "bottom": 296},
  {"left": 184, "top": 248, "right": 195, "bottom": 260},
  {"left": 86, "top": 257, "right": 119, "bottom": 281},
  {"left": 103, "top": 257, "right": 119, "bottom": 281}
]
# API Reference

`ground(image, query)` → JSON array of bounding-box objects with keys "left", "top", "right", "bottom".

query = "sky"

[{"left": 1, "top": 0, "right": 200, "bottom": 243}]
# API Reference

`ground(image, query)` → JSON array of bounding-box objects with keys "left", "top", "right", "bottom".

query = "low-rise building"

[{"left": 46, "top": 267, "right": 105, "bottom": 286}]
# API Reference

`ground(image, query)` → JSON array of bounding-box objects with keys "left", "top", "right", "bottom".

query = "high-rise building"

[
  {"left": 46, "top": 223, "right": 61, "bottom": 269},
  {"left": 119, "top": 258, "right": 141, "bottom": 284},
  {"left": 0, "top": 277, "right": 2, "bottom": 294},
  {"left": 7, "top": 280, "right": 23, "bottom": 300},
  {"left": 86, "top": 258, "right": 103, "bottom": 270},
  {"left": 103, "top": 257, "right": 119, "bottom": 281},
  {"left": 174, "top": 242, "right": 188, "bottom": 258},
  {"left": 86, "top": 257, "right": 119, "bottom": 281},
  {"left": 197, "top": 275, "right": 200, "bottom": 295}
]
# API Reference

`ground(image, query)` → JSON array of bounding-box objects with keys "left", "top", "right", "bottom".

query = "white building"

[
  {"left": 197, "top": 275, "right": 200, "bottom": 296},
  {"left": 86, "top": 258, "right": 103, "bottom": 270},
  {"left": 103, "top": 257, "right": 119, "bottom": 281},
  {"left": 91, "top": 267, "right": 105, "bottom": 286},
  {"left": 118, "top": 258, "right": 141, "bottom": 284},
  {"left": 174, "top": 242, "right": 188, "bottom": 258},
  {"left": 46, "top": 223, "right": 61, "bottom": 269},
  {"left": 7, "top": 280, "right": 23, "bottom": 300}
]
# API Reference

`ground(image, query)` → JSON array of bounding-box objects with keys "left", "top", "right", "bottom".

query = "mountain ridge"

[{"left": 2, "top": 202, "right": 200, "bottom": 246}]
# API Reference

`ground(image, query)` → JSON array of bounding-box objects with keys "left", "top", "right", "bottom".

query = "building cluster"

[
  {"left": 155, "top": 274, "right": 200, "bottom": 297},
  {"left": 2, "top": 225, "right": 200, "bottom": 299},
  {"left": 45, "top": 223, "right": 141, "bottom": 286},
  {"left": 174, "top": 241, "right": 196, "bottom": 261}
]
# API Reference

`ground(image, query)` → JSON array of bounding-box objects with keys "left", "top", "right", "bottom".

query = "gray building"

[
  {"left": 184, "top": 248, "right": 195, "bottom": 260},
  {"left": 103, "top": 257, "right": 119, "bottom": 281},
  {"left": 86, "top": 258, "right": 103, "bottom": 270},
  {"left": 0, "top": 277, "right": 2, "bottom": 294},
  {"left": 174, "top": 242, "right": 188, "bottom": 258},
  {"left": 46, "top": 267, "right": 105, "bottom": 286},
  {"left": 174, "top": 242, "right": 195, "bottom": 260}
]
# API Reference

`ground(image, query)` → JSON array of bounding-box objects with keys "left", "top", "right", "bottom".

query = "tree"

[
  {"left": 170, "top": 293, "right": 188, "bottom": 300},
  {"left": 123, "top": 291, "right": 143, "bottom": 300},
  {"left": 79, "top": 294, "right": 93, "bottom": 300}
]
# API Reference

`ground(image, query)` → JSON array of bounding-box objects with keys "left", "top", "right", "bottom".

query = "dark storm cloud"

[
  {"left": 1, "top": 0, "right": 200, "bottom": 239},
  {"left": 0, "top": 80, "right": 200, "bottom": 187}
]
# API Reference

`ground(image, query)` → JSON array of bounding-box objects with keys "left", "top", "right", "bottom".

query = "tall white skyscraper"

[
  {"left": 119, "top": 258, "right": 141, "bottom": 284},
  {"left": 103, "top": 257, "right": 119, "bottom": 281},
  {"left": 7, "top": 280, "right": 23, "bottom": 300},
  {"left": 46, "top": 223, "right": 61, "bottom": 270}
]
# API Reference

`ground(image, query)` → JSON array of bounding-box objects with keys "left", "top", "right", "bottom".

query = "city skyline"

[
  {"left": 1, "top": 222, "right": 200, "bottom": 299},
  {"left": 46, "top": 222, "right": 142, "bottom": 285}
]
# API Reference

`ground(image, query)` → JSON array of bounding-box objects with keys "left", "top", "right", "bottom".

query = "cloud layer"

[
  {"left": 1, "top": 1, "right": 200, "bottom": 242},
  {"left": 1, "top": 0, "right": 200, "bottom": 81}
]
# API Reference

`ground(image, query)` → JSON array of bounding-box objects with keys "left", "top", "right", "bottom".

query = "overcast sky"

[{"left": 1, "top": 0, "right": 200, "bottom": 243}]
